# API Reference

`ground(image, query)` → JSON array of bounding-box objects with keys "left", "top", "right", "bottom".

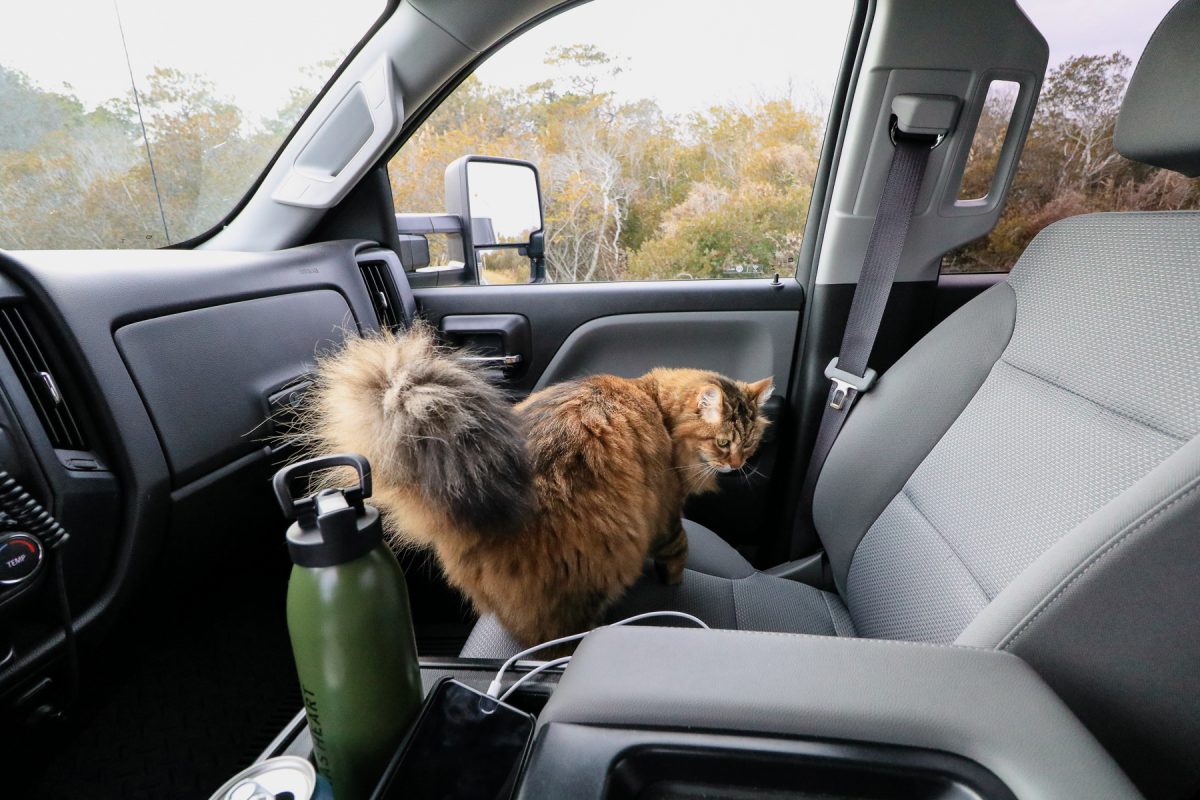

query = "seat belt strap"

[{"left": 797, "top": 126, "right": 939, "bottom": 539}]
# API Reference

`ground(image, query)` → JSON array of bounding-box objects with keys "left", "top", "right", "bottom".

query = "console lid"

[{"left": 533, "top": 627, "right": 1140, "bottom": 799}]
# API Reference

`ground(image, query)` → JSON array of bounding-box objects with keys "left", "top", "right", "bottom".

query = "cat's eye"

[{"left": 716, "top": 437, "right": 730, "bottom": 448}]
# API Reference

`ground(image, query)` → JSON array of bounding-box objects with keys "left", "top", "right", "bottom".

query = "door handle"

[{"left": 440, "top": 314, "right": 531, "bottom": 377}]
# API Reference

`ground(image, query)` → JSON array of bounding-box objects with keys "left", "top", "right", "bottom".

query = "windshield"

[{"left": 0, "top": 0, "right": 385, "bottom": 250}]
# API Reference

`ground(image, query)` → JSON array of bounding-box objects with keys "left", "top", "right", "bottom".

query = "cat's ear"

[
  {"left": 697, "top": 385, "right": 723, "bottom": 423},
  {"left": 747, "top": 377, "right": 775, "bottom": 407}
]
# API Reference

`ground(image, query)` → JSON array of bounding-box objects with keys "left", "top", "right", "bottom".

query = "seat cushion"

[
  {"left": 460, "top": 520, "right": 853, "bottom": 658},
  {"left": 460, "top": 612, "right": 524, "bottom": 659},
  {"left": 678, "top": 518, "right": 756, "bottom": 578}
]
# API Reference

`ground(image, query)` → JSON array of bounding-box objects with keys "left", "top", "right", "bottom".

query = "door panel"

[
  {"left": 415, "top": 278, "right": 801, "bottom": 394},
  {"left": 534, "top": 310, "right": 796, "bottom": 390},
  {"left": 414, "top": 277, "right": 803, "bottom": 561}
]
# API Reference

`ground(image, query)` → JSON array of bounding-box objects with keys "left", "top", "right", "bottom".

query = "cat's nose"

[{"left": 728, "top": 456, "right": 744, "bottom": 469}]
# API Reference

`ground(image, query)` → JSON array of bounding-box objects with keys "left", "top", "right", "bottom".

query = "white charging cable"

[
  {"left": 497, "top": 655, "right": 573, "bottom": 703},
  {"left": 485, "top": 610, "right": 708, "bottom": 699}
]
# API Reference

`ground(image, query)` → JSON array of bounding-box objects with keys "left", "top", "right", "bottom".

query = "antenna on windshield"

[{"left": 113, "top": 0, "right": 171, "bottom": 246}]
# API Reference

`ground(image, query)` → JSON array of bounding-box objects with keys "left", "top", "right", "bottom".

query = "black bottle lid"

[{"left": 273, "top": 454, "right": 384, "bottom": 568}]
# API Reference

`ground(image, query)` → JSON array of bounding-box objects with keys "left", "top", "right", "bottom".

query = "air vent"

[
  {"left": 358, "top": 259, "right": 402, "bottom": 330},
  {"left": 0, "top": 307, "right": 87, "bottom": 450}
]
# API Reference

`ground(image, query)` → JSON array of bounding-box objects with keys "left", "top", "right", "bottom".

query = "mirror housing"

[
  {"left": 444, "top": 155, "right": 545, "bottom": 282},
  {"left": 397, "top": 233, "right": 430, "bottom": 270},
  {"left": 523, "top": 231, "right": 547, "bottom": 283}
]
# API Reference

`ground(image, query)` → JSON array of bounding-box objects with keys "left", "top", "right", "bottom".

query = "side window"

[
  {"left": 944, "top": 2, "right": 1200, "bottom": 274},
  {"left": 0, "top": 1, "right": 383, "bottom": 250},
  {"left": 956, "top": 80, "right": 1020, "bottom": 204},
  {"left": 388, "top": 0, "right": 854, "bottom": 285}
]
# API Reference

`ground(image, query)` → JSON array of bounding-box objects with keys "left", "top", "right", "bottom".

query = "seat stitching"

[
  {"left": 816, "top": 594, "right": 854, "bottom": 638},
  {"left": 728, "top": 574, "right": 741, "bottom": 629},
  {"left": 900, "top": 488, "right": 994, "bottom": 603},
  {"left": 595, "top": 625, "right": 1010, "bottom": 655},
  {"left": 999, "top": 357, "right": 1188, "bottom": 444},
  {"left": 1003, "top": 478, "right": 1200, "bottom": 649},
  {"left": 818, "top": 589, "right": 839, "bottom": 636}
]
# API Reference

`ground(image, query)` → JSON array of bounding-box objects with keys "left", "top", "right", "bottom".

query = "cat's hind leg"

[
  {"left": 651, "top": 522, "right": 688, "bottom": 586},
  {"left": 497, "top": 588, "right": 610, "bottom": 653}
]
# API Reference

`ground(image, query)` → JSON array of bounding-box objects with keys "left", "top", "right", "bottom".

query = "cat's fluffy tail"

[{"left": 304, "top": 321, "right": 533, "bottom": 539}]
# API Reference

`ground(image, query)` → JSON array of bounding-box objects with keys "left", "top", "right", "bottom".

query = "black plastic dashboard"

[{"left": 0, "top": 239, "right": 396, "bottom": 703}]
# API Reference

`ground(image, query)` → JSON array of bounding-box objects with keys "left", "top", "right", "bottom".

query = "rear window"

[
  {"left": 0, "top": 0, "right": 385, "bottom": 250},
  {"left": 943, "top": 0, "right": 1200, "bottom": 274}
]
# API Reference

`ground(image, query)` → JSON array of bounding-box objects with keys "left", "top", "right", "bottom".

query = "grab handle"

[{"left": 273, "top": 453, "right": 372, "bottom": 521}]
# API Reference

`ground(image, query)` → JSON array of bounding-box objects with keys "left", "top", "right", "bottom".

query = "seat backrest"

[
  {"left": 813, "top": 1, "right": 1200, "bottom": 795},
  {"left": 822, "top": 212, "right": 1200, "bottom": 640}
]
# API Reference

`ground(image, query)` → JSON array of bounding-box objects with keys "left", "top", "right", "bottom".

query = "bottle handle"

[{"left": 273, "top": 453, "right": 373, "bottom": 520}]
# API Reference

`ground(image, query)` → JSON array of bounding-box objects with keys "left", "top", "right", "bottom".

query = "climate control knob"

[{"left": 0, "top": 533, "right": 43, "bottom": 585}]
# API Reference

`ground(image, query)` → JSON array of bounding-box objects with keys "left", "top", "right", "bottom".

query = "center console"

[{"left": 253, "top": 628, "right": 1143, "bottom": 800}]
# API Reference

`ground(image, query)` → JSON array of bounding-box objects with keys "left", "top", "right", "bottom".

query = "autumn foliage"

[
  {"left": 3, "top": 47, "right": 1196, "bottom": 281},
  {"left": 0, "top": 62, "right": 327, "bottom": 249},
  {"left": 946, "top": 53, "right": 1200, "bottom": 273},
  {"left": 389, "top": 46, "right": 820, "bottom": 283}
]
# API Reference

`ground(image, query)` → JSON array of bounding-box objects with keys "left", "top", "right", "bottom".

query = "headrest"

[{"left": 1114, "top": 0, "right": 1200, "bottom": 177}]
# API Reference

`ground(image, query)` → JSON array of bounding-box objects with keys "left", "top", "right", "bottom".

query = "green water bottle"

[{"left": 273, "top": 454, "right": 423, "bottom": 800}]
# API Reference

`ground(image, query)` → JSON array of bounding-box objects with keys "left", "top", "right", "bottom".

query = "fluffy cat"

[{"left": 304, "top": 323, "right": 773, "bottom": 646}]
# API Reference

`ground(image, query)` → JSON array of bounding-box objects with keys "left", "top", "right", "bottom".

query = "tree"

[
  {"left": 538, "top": 45, "right": 624, "bottom": 102},
  {"left": 5, "top": 46, "right": 1197, "bottom": 271},
  {"left": 625, "top": 100, "right": 818, "bottom": 280},
  {"left": 0, "top": 61, "right": 332, "bottom": 249},
  {"left": 387, "top": 45, "right": 825, "bottom": 283},
  {"left": 1036, "top": 53, "right": 1130, "bottom": 194},
  {"left": 945, "top": 51, "right": 1200, "bottom": 273}
]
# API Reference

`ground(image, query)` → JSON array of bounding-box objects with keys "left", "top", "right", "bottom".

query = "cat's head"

[{"left": 690, "top": 376, "right": 774, "bottom": 472}]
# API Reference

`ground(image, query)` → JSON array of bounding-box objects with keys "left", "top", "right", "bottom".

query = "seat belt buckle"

[{"left": 825, "top": 358, "right": 877, "bottom": 411}]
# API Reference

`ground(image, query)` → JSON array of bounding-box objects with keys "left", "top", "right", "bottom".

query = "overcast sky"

[
  {"left": 475, "top": 0, "right": 856, "bottom": 116},
  {"left": 0, "top": 0, "right": 382, "bottom": 122},
  {"left": 473, "top": 0, "right": 1182, "bottom": 116},
  {"left": 1025, "top": 0, "right": 1179, "bottom": 66},
  {"left": 0, "top": 0, "right": 1184, "bottom": 123}
]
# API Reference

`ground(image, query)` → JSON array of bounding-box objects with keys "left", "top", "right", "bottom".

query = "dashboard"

[{"left": 0, "top": 240, "right": 406, "bottom": 705}]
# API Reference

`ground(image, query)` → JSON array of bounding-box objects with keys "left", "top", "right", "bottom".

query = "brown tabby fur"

[{"left": 304, "top": 323, "right": 773, "bottom": 646}]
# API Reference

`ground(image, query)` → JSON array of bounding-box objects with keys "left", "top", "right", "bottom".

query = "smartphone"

[{"left": 371, "top": 678, "right": 536, "bottom": 800}]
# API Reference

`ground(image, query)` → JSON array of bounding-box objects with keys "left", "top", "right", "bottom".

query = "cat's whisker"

[
  {"left": 684, "top": 465, "right": 712, "bottom": 493},
  {"left": 734, "top": 464, "right": 753, "bottom": 489}
]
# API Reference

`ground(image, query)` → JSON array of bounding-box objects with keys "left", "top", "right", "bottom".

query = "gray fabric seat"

[
  {"left": 460, "top": 521, "right": 856, "bottom": 656},
  {"left": 607, "top": 520, "right": 856, "bottom": 636},
  {"left": 462, "top": 3, "right": 1200, "bottom": 795}
]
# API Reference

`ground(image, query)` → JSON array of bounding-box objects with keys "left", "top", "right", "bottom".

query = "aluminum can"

[{"left": 209, "top": 755, "right": 320, "bottom": 800}]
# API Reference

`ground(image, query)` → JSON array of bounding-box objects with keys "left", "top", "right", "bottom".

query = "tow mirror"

[{"left": 444, "top": 155, "right": 545, "bottom": 283}]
